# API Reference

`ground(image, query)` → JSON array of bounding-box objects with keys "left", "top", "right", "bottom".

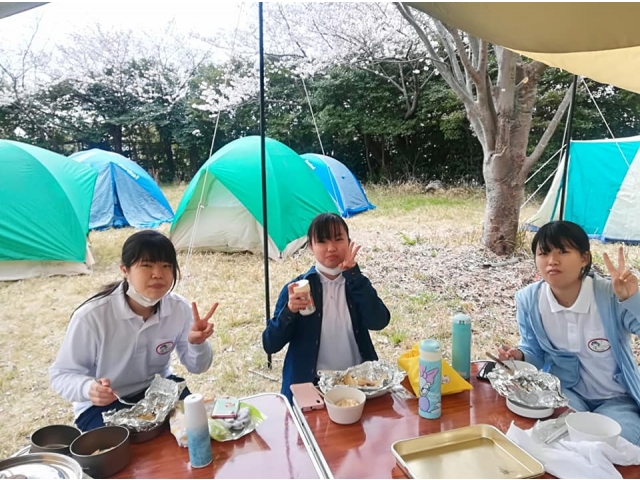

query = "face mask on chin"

[
  {"left": 315, "top": 261, "right": 343, "bottom": 276},
  {"left": 126, "top": 283, "right": 164, "bottom": 308}
]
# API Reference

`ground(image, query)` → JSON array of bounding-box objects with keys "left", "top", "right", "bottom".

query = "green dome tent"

[
  {"left": 170, "top": 136, "right": 339, "bottom": 259},
  {"left": 0, "top": 140, "right": 98, "bottom": 280}
]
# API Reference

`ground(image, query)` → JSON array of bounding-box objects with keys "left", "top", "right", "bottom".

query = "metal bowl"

[
  {"left": 128, "top": 418, "right": 168, "bottom": 444},
  {"left": 0, "top": 452, "right": 84, "bottom": 479},
  {"left": 70, "top": 426, "right": 130, "bottom": 478},
  {"left": 30, "top": 424, "right": 82, "bottom": 456}
]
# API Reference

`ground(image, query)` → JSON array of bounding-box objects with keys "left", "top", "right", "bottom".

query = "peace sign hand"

[
  {"left": 603, "top": 246, "right": 638, "bottom": 302},
  {"left": 338, "top": 241, "right": 361, "bottom": 271},
  {"left": 188, "top": 302, "right": 218, "bottom": 344}
]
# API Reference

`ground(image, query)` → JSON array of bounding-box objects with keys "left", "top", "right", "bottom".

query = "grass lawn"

[{"left": 1, "top": 183, "right": 638, "bottom": 458}]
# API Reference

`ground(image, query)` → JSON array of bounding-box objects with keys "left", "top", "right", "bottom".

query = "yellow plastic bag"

[{"left": 398, "top": 344, "right": 473, "bottom": 397}]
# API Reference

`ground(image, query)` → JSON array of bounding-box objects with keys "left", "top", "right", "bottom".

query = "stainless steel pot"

[{"left": 0, "top": 452, "right": 84, "bottom": 478}]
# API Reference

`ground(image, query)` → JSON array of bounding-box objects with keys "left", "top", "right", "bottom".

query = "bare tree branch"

[
  {"left": 394, "top": 2, "right": 473, "bottom": 106},
  {"left": 524, "top": 86, "right": 573, "bottom": 172}
]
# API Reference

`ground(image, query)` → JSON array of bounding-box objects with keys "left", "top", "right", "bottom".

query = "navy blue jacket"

[{"left": 262, "top": 264, "right": 391, "bottom": 403}]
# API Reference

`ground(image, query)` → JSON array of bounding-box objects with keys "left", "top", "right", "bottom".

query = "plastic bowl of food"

[
  {"left": 565, "top": 412, "right": 621, "bottom": 446},
  {"left": 70, "top": 425, "right": 131, "bottom": 478},
  {"left": 325, "top": 387, "right": 366, "bottom": 425},
  {"left": 30, "top": 424, "right": 82, "bottom": 455}
]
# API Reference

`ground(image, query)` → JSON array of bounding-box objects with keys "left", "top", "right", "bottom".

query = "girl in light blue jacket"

[{"left": 498, "top": 221, "right": 640, "bottom": 444}]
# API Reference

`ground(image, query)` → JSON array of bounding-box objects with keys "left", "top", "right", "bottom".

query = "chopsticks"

[{"left": 485, "top": 352, "right": 515, "bottom": 374}]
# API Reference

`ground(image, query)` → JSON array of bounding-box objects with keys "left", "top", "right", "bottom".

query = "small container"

[
  {"left": 30, "top": 424, "right": 81, "bottom": 456},
  {"left": 565, "top": 412, "right": 621, "bottom": 446},
  {"left": 324, "top": 387, "right": 366, "bottom": 425},
  {"left": 452, "top": 313, "right": 472, "bottom": 379},
  {"left": 419, "top": 339, "right": 441, "bottom": 419},
  {"left": 293, "top": 279, "right": 316, "bottom": 316},
  {"left": 70, "top": 425, "right": 130, "bottom": 478},
  {"left": 184, "top": 393, "right": 213, "bottom": 468}
]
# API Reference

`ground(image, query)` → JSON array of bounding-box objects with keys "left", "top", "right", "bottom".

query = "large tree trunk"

[
  {"left": 482, "top": 148, "right": 525, "bottom": 254},
  {"left": 394, "top": 3, "right": 572, "bottom": 255}
]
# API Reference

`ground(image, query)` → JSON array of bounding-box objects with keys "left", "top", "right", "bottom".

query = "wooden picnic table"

[
  {"left": 111, "top": 393, "right": 323, "bottom": 479},
  {"left": 301, "top": 362, "right": 640, "bottom": 479}
]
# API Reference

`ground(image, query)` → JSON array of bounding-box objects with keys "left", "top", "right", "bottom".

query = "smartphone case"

[
  {"left": 290, "top": 382, "right": 325, "bottom": 411},
  {"left": 211, "top": 397, "right": 240, "bottom": 418}
]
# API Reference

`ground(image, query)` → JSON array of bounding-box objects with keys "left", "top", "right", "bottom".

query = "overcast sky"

[{"left": 0, "top": 1, "right": 252, "bottom": 57}]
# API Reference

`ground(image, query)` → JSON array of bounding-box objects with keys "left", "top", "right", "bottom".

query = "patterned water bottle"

[
  {"left": 452, "top": 313, "right": 472, "bottom": 380},
  {"left": 418, "top": 339, "right": 441, "bottom": 419}
]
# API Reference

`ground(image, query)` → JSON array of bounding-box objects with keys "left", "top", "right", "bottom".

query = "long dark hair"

[
  {"left": 77, "top": 230, "right": 180, "bottom": 311},
  {"left": 531, "top": 221, "right": 592, "bottom": 279},
  {"left": 307, "top": 212, "right": 349, "bottom": 245}
]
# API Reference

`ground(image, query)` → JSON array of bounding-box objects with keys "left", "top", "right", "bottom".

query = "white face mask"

[
  {"left": 315, "top": 261, "right": 343, "bottom": 276},
  {"left": 126, "top": 283, "right": 165, "bottom": 308}
]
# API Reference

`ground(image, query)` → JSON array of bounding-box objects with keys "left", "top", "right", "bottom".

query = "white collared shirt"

[
  {"left": 49, "top": 284, "right": 213, "bottom": 418},
  {"left": 539, "top": 276, "right": 625, "bottom": 399},
  {"left": 315, "top": 272, "right": 362, "bottom": 371}
]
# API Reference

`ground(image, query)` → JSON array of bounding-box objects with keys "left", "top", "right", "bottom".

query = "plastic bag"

[
  {"left": 208, "top": 403, "right": 266, "bottom": 442},
  {"left": 169, "top": 400, "right": 267, "bottom": 447}
]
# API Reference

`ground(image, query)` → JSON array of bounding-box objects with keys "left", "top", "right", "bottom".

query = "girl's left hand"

[
  {"left": 339, "top": 241, "right": 361, "bottom": 271},
  {"left": 603, "top": 247, "right": 639, "bottom": 302},
  {"left": 189, "top": 302, "right": 218, "bottom": 344}
]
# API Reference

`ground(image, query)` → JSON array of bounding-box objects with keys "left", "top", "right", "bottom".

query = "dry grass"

[{"left": 1, "top": 183, "right": 640, "bottom": 458}]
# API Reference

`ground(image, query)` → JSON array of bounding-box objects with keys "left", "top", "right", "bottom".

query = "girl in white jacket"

[{"left": 50, "top": 230, "right": 218, "bottom": 431}]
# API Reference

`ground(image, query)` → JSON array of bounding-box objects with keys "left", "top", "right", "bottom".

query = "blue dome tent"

[
  {"left": 301, "top": 153, "right": 375, "bottom": 218},
  {"left": 70, "top": 149, "right": 174, "bottom": 230}
]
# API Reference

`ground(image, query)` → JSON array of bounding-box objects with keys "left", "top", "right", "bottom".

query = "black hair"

[
  {"left": 531, "top": 221, "right": 592, "bottom": 279},
  {"left": 77, "top": 230, "right": 180, "bottom": 311},
  {"left": 307, "top": 212, "right": 349, "bottom": 245}
]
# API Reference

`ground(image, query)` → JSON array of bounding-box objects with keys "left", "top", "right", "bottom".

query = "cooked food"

[
  {"left": 339, "top": 373, "right": 383, "bottom": 388},
  {"left": 91, "top": 446, "right": 115, "bottom": 455},
  {"left": 138, "top": 411, "right": 156, "bottom": 421},
  {"left": 335, "top": 398, "right": 360, "bottom": 407}
]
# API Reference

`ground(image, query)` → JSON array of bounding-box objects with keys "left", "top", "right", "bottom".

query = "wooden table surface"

[
  {"left": 112, "top": 393, "right": 321, "bottom": 479},
  {"left": 303, "top": 362, "right": 640, "bottom": 479}
]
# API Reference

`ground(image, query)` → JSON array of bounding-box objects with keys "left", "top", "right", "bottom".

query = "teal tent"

[
  {"left": 524, "top": 136, "right": 640, "bottom": 243},
  {"left": 170, "top": 136, "right": 339, "bottom": 259},
  {"left": 0, "top": 140, "right": 97, "bottom": 280}
]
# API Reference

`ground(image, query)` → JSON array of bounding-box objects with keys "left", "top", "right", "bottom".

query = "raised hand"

[
  {"left": 603, "top": 246, "right": 639, "bottom": 301},
  {"left": 338, "top": 241, "right": 361, "bottom": 271},
  {"left": 89, "top": 378, "right": 117, "bottom": 406},
  {"left": 189, "top": 302, "right": 218, "bottom": 344}
]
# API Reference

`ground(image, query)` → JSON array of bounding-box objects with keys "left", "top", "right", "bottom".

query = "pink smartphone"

[{"left": 290, "top": 383, "right": 325, "bottom": 412}]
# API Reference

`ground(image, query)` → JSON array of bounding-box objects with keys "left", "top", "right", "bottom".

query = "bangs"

[
  {"left": 308, "top": 213, "right": 349, "bottom": 243},
  {"left": 532, "top": 221, "right": 590, "bottom": 255},
  {"left": 132, "top": 238, "right": 177, "bottom": 266}
]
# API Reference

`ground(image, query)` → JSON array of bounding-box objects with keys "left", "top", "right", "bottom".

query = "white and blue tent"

[
  {"left": 301, "top": 153, "right": 375, "bottom": 218},
  {"left": 524, "top": 136, "right": 640, "bottom": 243},
  {"left": 70, "top": 149, "right": 174, "bottom": 230}
]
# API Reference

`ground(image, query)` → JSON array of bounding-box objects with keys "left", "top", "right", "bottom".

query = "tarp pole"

[
  {"left": 559, "top": 75, "right": 578, "bottom": 221},
  {"left": 258, "top": 2, "right": 272, "bottom": 369}
]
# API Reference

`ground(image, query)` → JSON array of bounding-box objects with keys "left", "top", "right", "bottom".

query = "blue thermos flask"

[
  {"left": 452, "top": 313, "right": 472, "bottom": 379},
  {"left": 418, "top": 339, "right": 441, "bottom": 419}
]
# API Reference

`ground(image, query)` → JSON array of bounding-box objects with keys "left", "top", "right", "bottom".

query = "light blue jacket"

[{"left": 515, "top": 273, "right": 640, "bottom": 405}]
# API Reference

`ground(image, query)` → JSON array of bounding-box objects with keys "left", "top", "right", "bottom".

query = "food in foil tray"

[
  {"left": 487, "top": 367, "right": 569, "bottom": 409},
  {"left": 102, "top": 375, "right": 185, "bottom": 432},
  {"left": 318, "top": 360, "right": 405, "bottom": 397}
]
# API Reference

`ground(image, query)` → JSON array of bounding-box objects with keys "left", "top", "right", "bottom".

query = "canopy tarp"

[{"left": 410, "top": 3, "right": 640, "bottom": 94}]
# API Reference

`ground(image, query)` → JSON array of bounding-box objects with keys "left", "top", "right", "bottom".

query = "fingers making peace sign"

[
  {"left": 603, "top": 246, "right": 639, "bottom": 302},
  {"left": 338, "top": 241, "right": 361, "bottom": 271},
  {"left": 188, "top": 302, "right": 218, "bottom": 344}
]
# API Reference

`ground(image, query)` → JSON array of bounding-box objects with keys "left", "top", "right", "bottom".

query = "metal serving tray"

[{"left": 391, "top": 424, "right": 544, "bottom": 479}]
